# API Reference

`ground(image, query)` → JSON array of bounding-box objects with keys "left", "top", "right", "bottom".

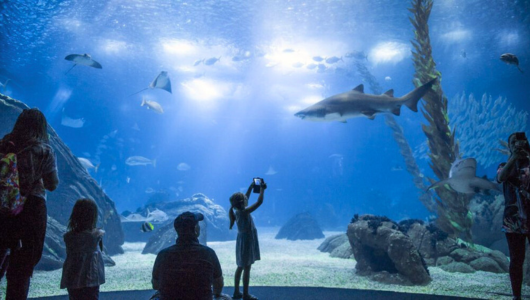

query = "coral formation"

[{"left": 409, "top": 0, "right": 472, "bottom": 240}]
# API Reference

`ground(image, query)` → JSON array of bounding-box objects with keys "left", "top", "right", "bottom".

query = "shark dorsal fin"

[
  {"left": 352, "top": 84, "right": 364, "bottom": 93},
  {"left": 384, "top": 89, "right": 394, "bottom": 97}
]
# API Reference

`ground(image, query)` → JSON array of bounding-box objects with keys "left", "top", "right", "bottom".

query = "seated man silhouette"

[{"left": 151, "top": 211, "right": 230, "bottom": 300}]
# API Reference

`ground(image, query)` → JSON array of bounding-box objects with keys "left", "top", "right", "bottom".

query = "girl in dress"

[
  {"left": 60, "top": 198, "right": 105, "bottom": 300},
  {"left": 229, "top": 179, "right": 266, "bottom": 300}
]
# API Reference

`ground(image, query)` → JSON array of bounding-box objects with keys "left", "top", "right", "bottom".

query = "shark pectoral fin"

[
  {"left": 352, "top": 84, "right": 364, "bottom": 93},
  {"left": 362, "top": 111, "right": 376, "bottom": 120},
  {"left": 383, "top": 89, "right": 394, "bottom": 97},
  {"left": 391, "top": 106, "right": 401, "bottom": 116}
]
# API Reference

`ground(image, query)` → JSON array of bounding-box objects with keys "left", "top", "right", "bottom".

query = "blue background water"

[{"left": 0, "top": 0, "right": 529, "bottom": 227}]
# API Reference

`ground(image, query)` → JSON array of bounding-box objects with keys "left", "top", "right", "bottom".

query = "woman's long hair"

[
  {"left": 229, "top": 192, "right": 246, "bottom": 230},
  {"left": 67, "top": 198, "right": 99, "bottom": 233},
  {"left": 1, "top": 108, "right": 49, "bottom": 151}
]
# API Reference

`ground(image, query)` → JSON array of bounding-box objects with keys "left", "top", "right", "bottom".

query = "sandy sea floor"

[{"left": 0, "top": 227, "right": 525, "bottom": 299}]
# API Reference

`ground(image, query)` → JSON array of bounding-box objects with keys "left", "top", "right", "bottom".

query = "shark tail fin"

[
  {"left": 402, "top": 77, "right": 437, "bottom": 112},
  {"left": 141, "top": 98, "right": 146, "bottom": 107},
  {"left": 95, "top": 163, "right": 100, "bottom": 173}
]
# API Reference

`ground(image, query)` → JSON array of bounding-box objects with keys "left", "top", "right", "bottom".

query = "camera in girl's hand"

[{"left": 253, "top": 177, "right": 263, "bottom": 193}]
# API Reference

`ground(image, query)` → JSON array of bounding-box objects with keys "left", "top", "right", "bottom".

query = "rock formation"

[
  {"left": 0, "top": 94, "right": 123, "bottom": 270},
  {"left": 275, "top": 212, "right": 324, "bottom": 241},
  {"left": 141, "top": 193, "right": 234, "bottom": 254},
  {"left": 347, "top": 215, "right": 431, "bottom": 285}
]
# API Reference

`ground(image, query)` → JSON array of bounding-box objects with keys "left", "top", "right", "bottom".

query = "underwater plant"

[{"left": 409, "top": 0, "right": 472, "bottom": 241}]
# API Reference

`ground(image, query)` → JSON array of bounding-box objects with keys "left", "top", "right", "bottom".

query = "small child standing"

[
  {"left": 60, "top": 198, "right": 105, "bottom": 300},
  {"left": 229, "top": 178, "right": 266, "bottom": 300}
]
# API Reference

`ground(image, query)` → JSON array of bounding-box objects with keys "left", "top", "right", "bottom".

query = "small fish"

[
  {"left": 141, "top": 98, "right": 164, "bottom": 114},
  {"left": 391, "top": 165, "right": 404, "bottom": 171},
  {"left": 312, "top": 56, "right": 325, "bottom": 62},
  {"left": 0, "top": 79, "right": 10, "bottom": 93},
  {"left": 461, "top": 50, "right": 466, "bottom": 59},
  {"left": 193, "top": 59, "right": 203, "bottom": 66},
  {"left": 141, "top": 222, "right": 154, "bottom": 232},
  {"left": 317, "top": 64, "right": 327, "bottom": 73},
  {"left": 78, "top": 157, "right": 99, "bottom": 173},
  {"left": 306, "top": 63, "right": 317, "bottom": 70},
  {"left": 204, "top": 57, "right": 221, "bottom": 66},
  {"left": 292, "top": 62, "right": 304, "bottom": 68},
  {"left": 177, "top": 162, "right": 191, "bottom": 171},
  {"left": 64, "top": 53, "right": 102, "bottom": 74},
  {"left": 126, "top": 156, "right": 156, "bottom": 167},
  {"left": 145, "top": 188, "right": 155, "bottom": 193},
  {"left": 385, "top": 76, "right": 392, "bottom": 81},
  {"left": 325, "top": 56, "right": 343, "bottom": 64},
  {"left": 126, "top": 177, "right": 131, "bottom": 184},
  {"left": 345, "top": 51, "right": 367, "bottom": 60},
  {"left": 61, "top": 111, "right": 85, "bottom": 128},
  {"left": 500, "top": 53, "right": 524, "bottom": 73}
]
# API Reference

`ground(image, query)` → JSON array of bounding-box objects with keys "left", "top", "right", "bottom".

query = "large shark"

[
  {"left": 427, "top": 158, "right": 500, "bottom": 195},
  {"left": 294, "top": 77, "right": 437, "bottom": 122}
]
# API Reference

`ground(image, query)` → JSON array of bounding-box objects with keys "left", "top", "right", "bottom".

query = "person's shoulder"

[{"left": 158, "top": 244, "right": 178, "bottom": 255}]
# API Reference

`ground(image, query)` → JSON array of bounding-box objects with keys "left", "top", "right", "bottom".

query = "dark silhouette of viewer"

[
  {"left": 151, "top": 211, "right": 231, "bottom": 300},
  {"left": 0, "top": 108, "right": 59, "bottom": 300},
  {"left": 497, "top": 132, "right": 530, "bottom": 300}
]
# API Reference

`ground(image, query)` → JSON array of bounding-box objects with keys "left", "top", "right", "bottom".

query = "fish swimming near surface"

[
  {"left": 426, "top": 158, "right": 501, "bottom": 195},
  {"left": 500, "top": 53, "right": 524, "bottom": 73},
  {"left": 126, "top": 156, "right": 156, "bottom": 167},
  {"left": 204, "top": 57, "right": 221, "bottom": 66},
  {"left": 325, "top": 56, "right": 343, "bottom": 64},
  {"left": 312, "top": 56, "right": 325, "bottom": 62},
  {"left": 193, "top": 59, "right": 204, "bottom": 66},
  {"left": 141, "top": 222, "right": 154, "bottom": 232},
  {"left": 177, "top": 162, "right": 191, "bottom": 171},
  {"left": 345, "top": 51, "right": 367, "bottom": 60},
  {"left": 129, "top": 71, "right": 172, "bottom": 96},
  {"left": 61, "top": 111, "right": 85, "bottom": 128},
  {"left": 294, "top": 77, "right": 437, "bottom": 122},
  {"left": 78, "top": 157, "right": 99, "bottom": 173},
  {"left": 64, "top": 54, "right": 102, "bottom": 74},
  {"left": 306, "top": 63, "right": 318, "bottom": 70},
  {"left": 141, "top": 98, "right": 164, "bottom": 114}
]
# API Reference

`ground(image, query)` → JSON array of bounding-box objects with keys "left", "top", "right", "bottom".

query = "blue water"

[{"left": 0, "top": 0, "right": 529, "bottom": 227}]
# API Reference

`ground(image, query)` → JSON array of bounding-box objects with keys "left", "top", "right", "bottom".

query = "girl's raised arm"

[{"left": 244, "top": 182, "right": 266, "bottom": 214}]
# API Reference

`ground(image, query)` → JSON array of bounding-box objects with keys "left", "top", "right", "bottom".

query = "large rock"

[
  {"left": 347, "top": 215, "right": 431, "bottom": 285},
  {"left": 404, "top": 219, "right": 509, "bottom": 274},
  {"left": 0, "top": 95, "right": 124, "bottom": 255},
  {"left": 141, "top": 193, "right": 234, "bottom": 254},
  {"left": 276, "top": 212, "right": 324, "bottom": 241}
]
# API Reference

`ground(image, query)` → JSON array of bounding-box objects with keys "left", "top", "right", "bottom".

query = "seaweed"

[{"left": 409, "top": 0, "right": 472, "bottom": 241}]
